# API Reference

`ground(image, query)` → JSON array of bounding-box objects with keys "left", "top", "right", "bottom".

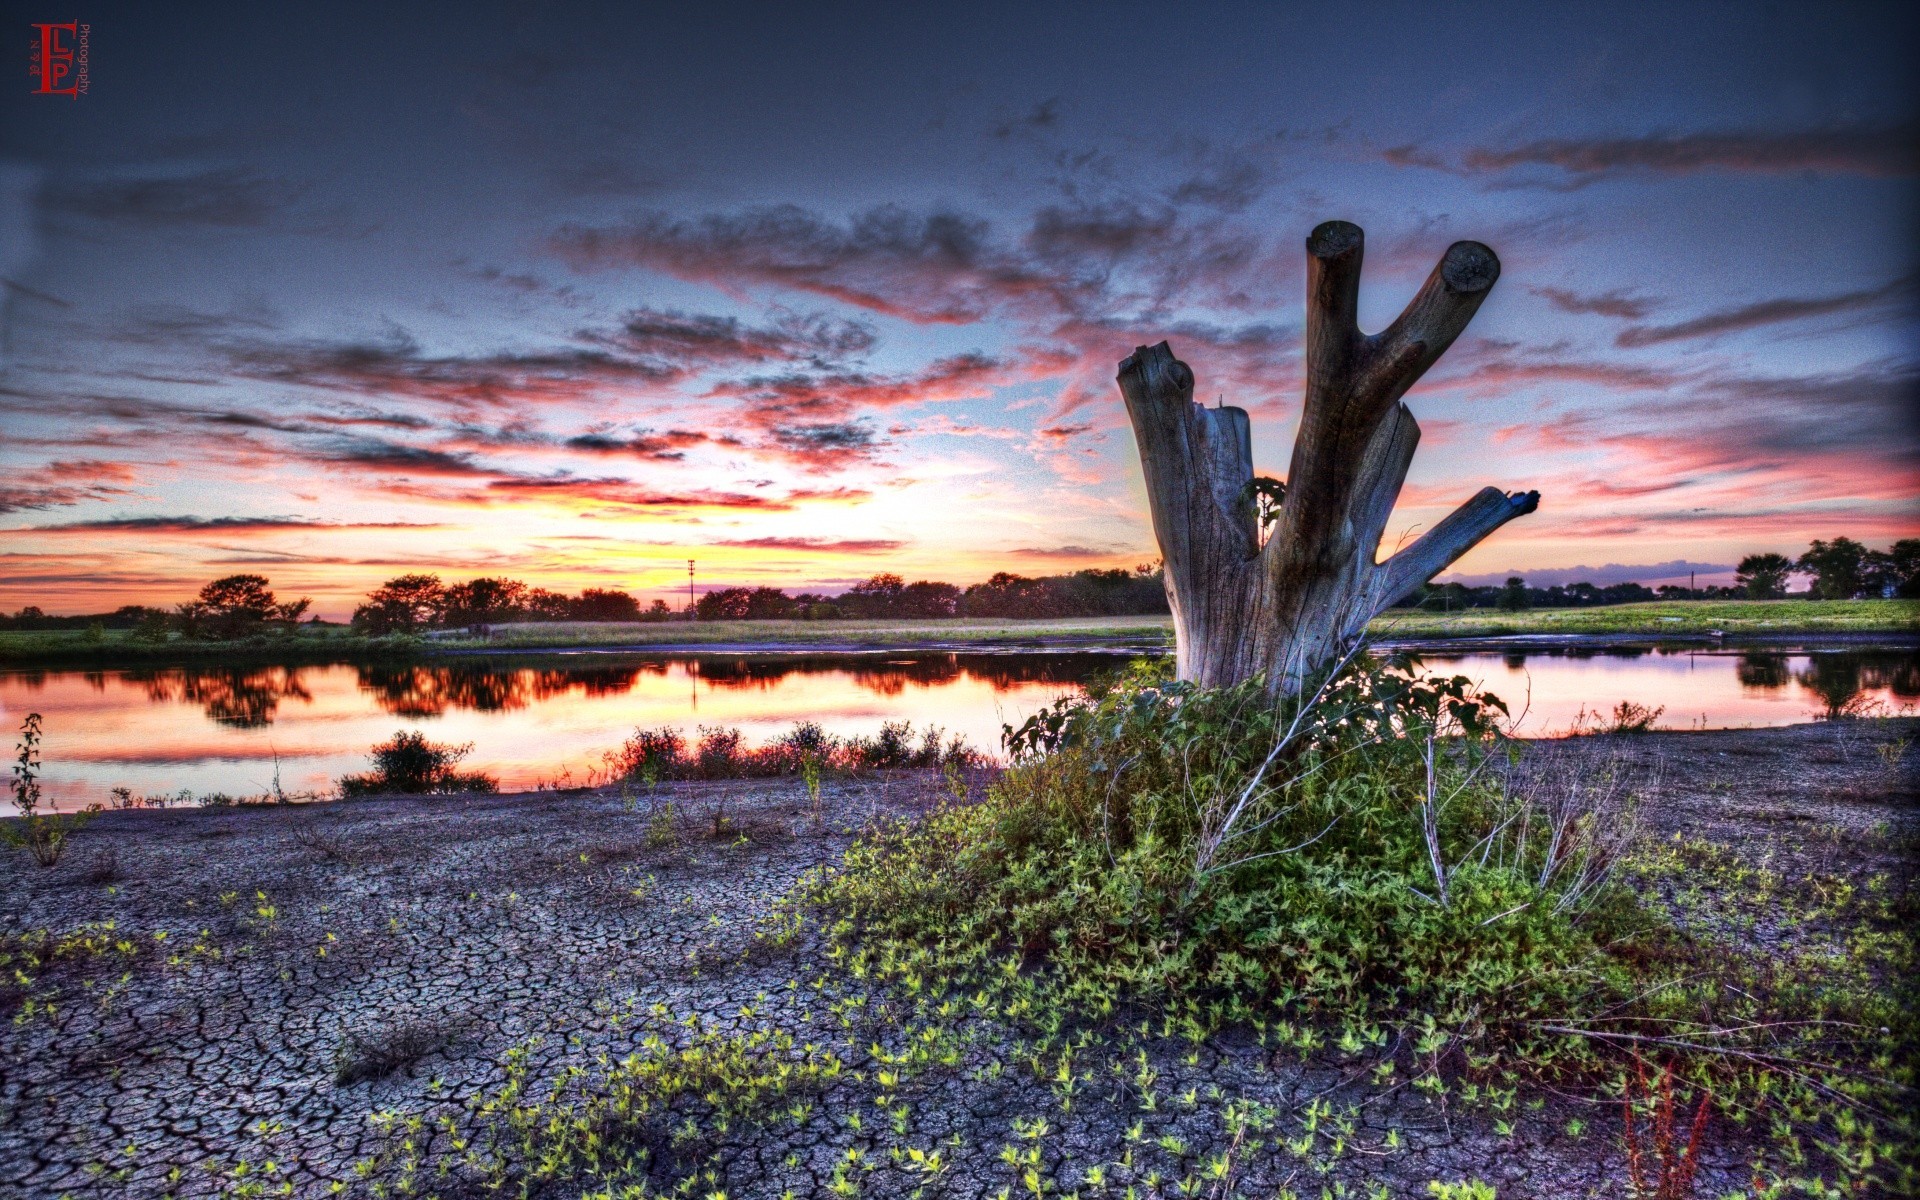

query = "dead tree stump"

[{"left": 1117, "top": 220, "right": 1539, "bottom": 693}]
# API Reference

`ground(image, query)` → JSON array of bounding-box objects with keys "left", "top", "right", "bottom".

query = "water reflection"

[
  {"left": 352, "top": 652, "right": 1125, "bottom": 716},
  {"left": 3, "top": 645, "right": 1913, "bottom": 811},
  {"left": 132, "top": 667, "right": 314, "bottom": 728},
  {"left": 1747, "top": 652, "right": 1917, "bottom": 718}
]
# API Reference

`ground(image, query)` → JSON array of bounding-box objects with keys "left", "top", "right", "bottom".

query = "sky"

[{"left": 1, "top": 0, "right": 1916, "bottom": 618}]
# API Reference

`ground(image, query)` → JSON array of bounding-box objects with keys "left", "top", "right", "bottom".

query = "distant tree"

[
  {"left": 523, "top": 587, "right": 574, "bottom": 620},
  {"left": 573, "top": 588, "right": 643, "bottom": 621},
  {"left": 1798, "top": 538, "right": 1869, "bottom": 599},
  {"left": 897, "top": 580, "right": 961, "bottom": 618},
  {"left": 742, "top": 587, "right": 795, "bottom": 620},
  {"left": 642, "top": 598, "right": 674, "bottom": 622},
  {"left": 840, "top": 573, "right": 907, "bottom": 618},
  {"left": 1734, "top": 553, "right": 1793, "bottom": 600},
  {"left": 960, "top": 572, "right": 1058, "bottom": 618},
  {"left": 181, "top": 574, "right": 308, "bottom": 638},
  {"left": 353, "top": 573, "right": 446, "bottom": 635},
  {"left": 1496, "top": 576, "right": 1530, "bottom": 612},
  {"left": 695, "top": 587, "right": 754, "bottom": 621},
  {"left": 442, "top": 577, "right": 528, "bottom": 627},
  {"left": 1887, "top": 539, "right": 1920, "bottom": 599},
  {"left": 788, "top": 593, "right": 841, "bottom": 620}
]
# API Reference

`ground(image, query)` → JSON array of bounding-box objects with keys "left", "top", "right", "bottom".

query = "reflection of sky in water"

[
  {"left": 2, "top": 648, "right": 1913, "bottom": 812},
  {"left": 1416, "top": 648, "right": 1916, "bottom": 737}
]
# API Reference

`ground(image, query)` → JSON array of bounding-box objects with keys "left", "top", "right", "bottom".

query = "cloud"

[
  {"left": 0, "top": 458, "right": 141, "bottom": 512},
  {"left": 476, "top": 477, "right": 871, "bottom": 512},
  {"left": 1614, "top": 276, "right": 1914, "bottom": 347},
  {"left": 315, "top": 436, "right": 487, "bottom": 476},
  {"left": 712, "top": 536, "right": 906, "bottom": 552},
  {"left": 1442, "top": 560, "right": 1734, "bottom": 588},
  {"left": 1531, "top": 286, "right": 1655, "bottom": 319},
  {"left": 586, "top": 306, "right": 875, "bottom": 369},
  {"left": 763, "top": 421, "right": 886, "bottom": 472},
  {"left": 1390, "top": 126, "right": 1920, "bottom": 188},
  {"left": 551, "top": 203, "right": 1043, "bottom": 325},
  {"left": 1466, "top": 126, "right": 1919, "bottom": 181},
  {"left": 563, "top": 428, "right": 713, "bottom": 461},
  {"left": 1036, "top": 423, "right": 1093, "bottom": 440},
  {"left": 51, "top": 168, "right": 310, "bottom": 229},
  {"left": 1007, "top": 544, "right": 1137, "bottom": 561},
  {"left": 9, "top": 515, "right": 439, "bottom": 533}
]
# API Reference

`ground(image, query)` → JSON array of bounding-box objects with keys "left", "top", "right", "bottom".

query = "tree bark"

[{"left": 1118, "top": 220, "right": 1539, "bottom": 694}]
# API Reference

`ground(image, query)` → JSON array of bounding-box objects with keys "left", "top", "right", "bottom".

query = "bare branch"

[{"left": 1382, "top": 486, "right": 1541, "bottom": 607}]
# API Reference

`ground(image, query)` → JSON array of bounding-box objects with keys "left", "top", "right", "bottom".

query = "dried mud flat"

[{"left": 2, "top": 721, "right": 1915, "bottom": 1200}]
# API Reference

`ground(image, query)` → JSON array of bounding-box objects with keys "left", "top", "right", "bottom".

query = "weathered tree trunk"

[{"left": 1118, "top": 220, "right": 1539, "bottom": 694}]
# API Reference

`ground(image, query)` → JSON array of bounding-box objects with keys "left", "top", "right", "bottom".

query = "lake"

[{"left": 3, "top": 644, "right": 1915, "bottom": 811}]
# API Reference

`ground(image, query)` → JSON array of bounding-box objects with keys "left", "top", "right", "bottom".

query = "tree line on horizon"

[
  {"left": 1, "top": 537, "right": 1913, "bottom": 634},
  {"left": 348, "top": 566, "right": 1171, "bottom": 633}
]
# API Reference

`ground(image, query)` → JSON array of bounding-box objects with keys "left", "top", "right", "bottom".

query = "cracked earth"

[{"left": 3, "top": 720, "right": 1914, "bottom": 1199}]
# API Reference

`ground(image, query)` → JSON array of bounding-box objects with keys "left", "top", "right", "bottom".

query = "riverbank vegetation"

[
  {"left": 794, "top": 655, "right": 1916, "bottom": 1194},
  {"left": 2, "top": 598, "right": 1914, "bottom": 666}
]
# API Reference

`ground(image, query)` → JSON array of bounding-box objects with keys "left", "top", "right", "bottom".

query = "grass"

[
  {"left": 1, "top": 600, "right": 1910, "bottom": 667},
  {"left": 426, "top": 613, "right": 1177, "bottom": 650},
  {"left": 0, "top": 623, "right": 398, "bottom": 666},
  {"left": 1371, "top": 597, "right": 1917, "bottom": 640}
]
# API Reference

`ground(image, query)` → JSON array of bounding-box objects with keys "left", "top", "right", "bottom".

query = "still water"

[{"left": 3, "top": 645, "right": 1914, "bottom": 811}]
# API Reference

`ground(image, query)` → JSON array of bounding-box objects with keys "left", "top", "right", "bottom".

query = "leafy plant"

[
  {"left": 336, "top": 730, "right": 499, "bottom": 797},
  {"left": 3, "top": 713, "right": 93, "bottom": 867}
]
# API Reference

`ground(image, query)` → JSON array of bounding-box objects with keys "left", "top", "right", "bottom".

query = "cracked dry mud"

[{"left": 3, "top": 721, "right": 1915, "bottom": 1199}]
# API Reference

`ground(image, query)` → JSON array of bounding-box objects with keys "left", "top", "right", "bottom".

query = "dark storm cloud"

[{"left": 1614, "top": 276, "right": 1915, "bottom": 347}]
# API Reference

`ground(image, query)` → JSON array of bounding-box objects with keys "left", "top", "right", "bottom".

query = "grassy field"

[
  {"left": 1368, "top": 597, "right": 1917, "bottom": 640},
  {"left": 426, "top": 613, "right": 1176, "bottom": 650},
  {"left": 0, "top": 599, "right": 1911, "bottom": 666}
]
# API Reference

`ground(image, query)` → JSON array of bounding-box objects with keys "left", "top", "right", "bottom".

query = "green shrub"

[
  {"left": 602, "top": 719, "right": 978, "bottom": 783},
  {"left": 3, "top": 713, "right": 93, "bottom": 867},
  {"left": 808, "top": 656, "right": 1635, "bottom": 1054},
  {"left": 337, "top": 730, "right": 499, "bottom": 797}
]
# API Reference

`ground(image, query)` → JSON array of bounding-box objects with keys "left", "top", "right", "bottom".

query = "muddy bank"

[{"left": 1, "top": 721, "right": 1914, "bottom": 1198}]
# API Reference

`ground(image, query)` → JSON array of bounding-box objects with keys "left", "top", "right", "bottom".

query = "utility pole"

[{"left": 687, "top": 559, "right": 696, "bottom": 620}]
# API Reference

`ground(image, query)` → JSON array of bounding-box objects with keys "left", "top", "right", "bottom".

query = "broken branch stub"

[{"left": 1118, "top": 220, "right": 1539, "bottom": 694}]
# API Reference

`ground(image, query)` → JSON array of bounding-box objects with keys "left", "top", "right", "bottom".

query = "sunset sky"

[{"left": 2, "top": 1, "right": 1916, "bottom": 619}]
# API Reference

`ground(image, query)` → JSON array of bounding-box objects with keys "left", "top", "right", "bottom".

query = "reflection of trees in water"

[
  {"left": 347, "top": 653, "right": 1117, "bottom": 713},
  {"left": 1733, "top": 650, "right": 1918, "bottom": 716},
  {"left": 355, "top": 663, "right": 649, "bottom": 717},
  {"left": 689, "top": 652, "right": 1119, "bottom": 697},
  {"left": 134, "top": 667, "right": 314, "bottom": 728},
  {"left": 1737, "top": 654, "right": 1792, "bottom": 689}
]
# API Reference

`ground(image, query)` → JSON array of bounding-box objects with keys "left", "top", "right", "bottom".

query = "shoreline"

[{"left": 3, "top": 626, "right": 1915, "bottom": 668}]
